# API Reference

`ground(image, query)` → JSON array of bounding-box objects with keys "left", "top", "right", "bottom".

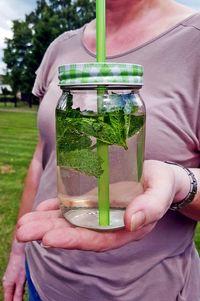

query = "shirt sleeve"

[
  {"left": 32, "top": 29, "right": 81, "bottom": 99},
  {"left": 32, "top": 42, "right": 56, "bottom": 98}
]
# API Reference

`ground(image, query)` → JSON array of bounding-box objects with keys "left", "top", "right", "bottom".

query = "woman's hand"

[
  {"left": 16, "top": 160, "right": 189, "bottom": 252},
  {"left": 3, "top": 239, "right": 26, "bottom": 301}
]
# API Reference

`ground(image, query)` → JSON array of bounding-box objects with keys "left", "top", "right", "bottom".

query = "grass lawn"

[
  {"left": 0, "top": 101, "right": 38, "bottom": 111},
  {"left": 0, "top": 110, "right": 37, "bottom": 299},
  {"left": 0, "top": 110, "right": 199, "bottom": 300}
]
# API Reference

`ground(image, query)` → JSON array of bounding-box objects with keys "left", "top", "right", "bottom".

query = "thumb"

[{"left": 124, "top": 187, "right": 171, "bottom": 232}]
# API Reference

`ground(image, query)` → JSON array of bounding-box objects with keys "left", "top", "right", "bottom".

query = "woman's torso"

[{"left": 26, "top": 13, "right": 200, "bottom": 301}]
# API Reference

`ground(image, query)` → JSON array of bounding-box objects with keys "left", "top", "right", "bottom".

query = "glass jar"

[{"left": 56, "top": 63, "right": 145, "bottom": 230}]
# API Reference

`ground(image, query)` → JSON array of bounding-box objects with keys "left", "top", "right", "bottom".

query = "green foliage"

[
  {"left": 56, "top": 110, "right": 92, "bottom": 152},
  {"left": 56, "top": 94, "right": 145, "bottom": 178},
  {"left": 3, "top": 0, "right": 95, "bottom": 94},
  {"left": 57, "top": 109, "right": 104, "bottom": 177},
  {"left": 59, "top": 149, "right": 103, "bottom": 177},
  {"left": 3, "top": 20, "right": 33, "bottom": 93}
]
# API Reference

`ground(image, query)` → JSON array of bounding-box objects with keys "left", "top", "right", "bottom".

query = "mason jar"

[{"left": 56, "top": 63, "right": 145, "bottom": 230}]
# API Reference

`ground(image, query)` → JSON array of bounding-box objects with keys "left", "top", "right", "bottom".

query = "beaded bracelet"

[{"left": 165, "top": 161, "right": 198, "bottom": 211}]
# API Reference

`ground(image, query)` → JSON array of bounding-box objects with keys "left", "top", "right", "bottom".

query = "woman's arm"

[
  {"left": 17, "top": 136, "right": 44, "bottom": 219},
  {"left": 3, "top": 137, "right": 43, "bottom": 301}
]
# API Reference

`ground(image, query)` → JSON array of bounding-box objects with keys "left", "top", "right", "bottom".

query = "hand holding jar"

[{"left": 16, "top": 159, "right": 196, "bottom": 251}]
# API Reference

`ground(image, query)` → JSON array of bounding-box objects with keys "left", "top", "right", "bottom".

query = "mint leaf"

[
  {"left": 103, "top": 109, "right": 127, "bottom": 149},
  {"left": 65, "top": 111, "right": 127, "bottom": 149},
  {"left": 58, "top": 149, "right": 103, "bottom": 177},
  {"left": 128, "top": 115, "right": 145, "bottom": 137}
]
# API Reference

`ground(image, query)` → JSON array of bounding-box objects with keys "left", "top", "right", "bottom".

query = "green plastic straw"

[
  {"left": 96, "top": 0, "right": 106, "bottom": 62},
  {"left": 137, "top": 126, "right": 145, "bottom": 181},
  {"left": 96, "top": 0, "right": 110, "bottom": 226}
]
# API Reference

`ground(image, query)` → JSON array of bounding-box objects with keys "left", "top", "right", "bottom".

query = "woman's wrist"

[
  {"left": 167, "top": 163, "right": 191, "bottom": 202},
  {"left": 12, "top": 238, "right": 25, "bottom": 254},
  {"left": 165, "top": 161, "right": 198, "bottom": 210}
]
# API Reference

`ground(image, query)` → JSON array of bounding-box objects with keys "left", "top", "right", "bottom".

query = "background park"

[{"left": 0, "top": 0, "right": 200, "bottom": 299}]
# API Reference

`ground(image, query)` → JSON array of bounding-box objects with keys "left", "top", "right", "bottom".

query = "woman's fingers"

[
  {"left": 3, "top": 283, "right": 14, "bottom": 301},
  {"left": 124, "top": 160, "right": 176, "bottom": 231},
  {"left": 41, "top": 222, "right": 155, "bottom": 251},
  {"left": 124, "top": 189, "right": 167, "bottom": 231},
  {"left": 17, "top": 217, "right": 69, "bottom": 242},
  {"left": 36, "top": 198, "right": 59, "bottom": 211},
  {"left": 3, "top": 268, "right": 25, "bottom": 301},
  {"left": 17, "top": 209, "right": 62, "bottom": 228},
  {"left": 16, "top": 208, "right": 156, "bottom": 251},
  {"left": 16, "top": 209, "right": 157, "bottom": 251},
  {"left": 3, "top": 239, "right": 26, "bottom": 301},
  {"left": 13, "top": 282, "right": 25, "bottom": 301}
]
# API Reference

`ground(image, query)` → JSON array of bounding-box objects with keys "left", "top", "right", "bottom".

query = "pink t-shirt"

[{"left": 26, "top": 13, "right": 200, "bottom": 301}]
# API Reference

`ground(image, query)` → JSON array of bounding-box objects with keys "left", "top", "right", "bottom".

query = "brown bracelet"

[{"left": 165, "top": 161, "right": 198, "bottom": 211}]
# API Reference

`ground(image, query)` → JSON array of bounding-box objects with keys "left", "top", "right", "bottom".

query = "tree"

[
  {"left": 3, "top": 0, "right": 95, "bottom": 95},
  {"left": 3, "top": 20, "right": 33, "bottom": 94}
]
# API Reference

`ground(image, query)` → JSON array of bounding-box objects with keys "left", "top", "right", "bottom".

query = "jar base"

[{"left": 63, "top": 208, "right": 125, "bottom": 230}]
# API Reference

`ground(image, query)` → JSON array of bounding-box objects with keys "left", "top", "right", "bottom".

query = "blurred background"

[
  {"left": 0, "top": 0, "right": 200, "bottom": 299},
  {"left": 0, "top": 0, "right": 199, "bottom": 105}
]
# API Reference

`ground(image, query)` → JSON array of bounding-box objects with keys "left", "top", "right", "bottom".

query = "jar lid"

[{"left": 58, "top": 63, "right": 143, "bottom": 86}]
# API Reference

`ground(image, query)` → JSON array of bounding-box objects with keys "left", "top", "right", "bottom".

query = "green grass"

[
  {"left": 0, "top": 101, "right": 38, "bottom": 110},
  {"left": 195, "top": 223, "right": 200, "bottom": 251},
  {"left": 0, "top": 110, "right": 37, "bottom": 299},
  {"left": 0, "top": 110, "right": 199, "bottom": 300}
]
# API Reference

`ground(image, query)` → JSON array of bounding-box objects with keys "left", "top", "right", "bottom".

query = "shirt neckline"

[{"left": 81, "top": 12, "right": 200, "bottom": 59}]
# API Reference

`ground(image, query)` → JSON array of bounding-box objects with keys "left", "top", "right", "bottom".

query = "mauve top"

[{"left": 26, "top": 13, "right": 200, "bottom": 301}]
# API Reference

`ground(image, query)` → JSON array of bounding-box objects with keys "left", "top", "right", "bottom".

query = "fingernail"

[
  {"left": 131, "top": 211, "right": 145, "bottom": 232},
  {"left": 40, "top": 242, "right": 51, "bottom": 249}
]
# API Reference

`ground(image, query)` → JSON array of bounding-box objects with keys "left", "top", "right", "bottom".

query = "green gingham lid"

[{"left": 58, "top": 63, "right": 143, "bottom": 86}]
